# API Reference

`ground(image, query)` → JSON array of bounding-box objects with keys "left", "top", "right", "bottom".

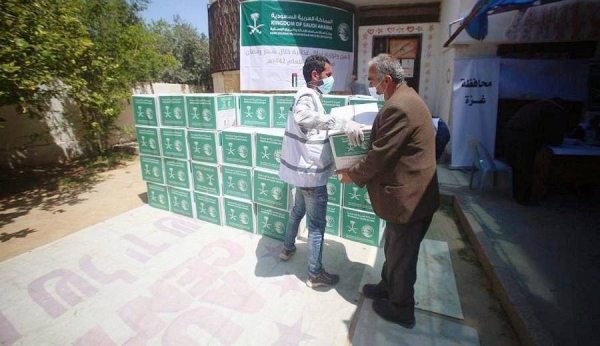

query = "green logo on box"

[
  {"left": 255, "top": 133, "right": 283, "bottom": 170},
  {"left": 169, "top": 187, "right": 193, "bottom": 218},
  {"left": 257, "top": 204, "right": 289, "bottom": 241},
  {"left": 194, "top": 192, "right": 222, "bottom": 225},
  {"left": 223, "top": 198, "right": 255, "bottom": 233},
  {"left": 136, "top": 127, "right": 161, "bottom": 156}
]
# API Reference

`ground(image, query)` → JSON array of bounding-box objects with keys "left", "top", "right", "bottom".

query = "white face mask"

[
  {"left": 369, "top": 79, "right": 385, "bottom": 99},
  {"left": 318, "top": 76, "right": 335, "bottom": 94}
]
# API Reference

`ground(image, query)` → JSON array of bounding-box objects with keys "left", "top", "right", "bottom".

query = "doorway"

[{"left": 373, "top": 34, "right": 422, "bottom": 92}]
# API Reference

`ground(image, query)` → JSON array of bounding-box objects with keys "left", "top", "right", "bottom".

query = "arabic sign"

[
  {"left": 450, "top": 58, "right": 500, "bottom": 168},
  {"left": 240, "top": 1, "right": 354, "bottom": 91}
]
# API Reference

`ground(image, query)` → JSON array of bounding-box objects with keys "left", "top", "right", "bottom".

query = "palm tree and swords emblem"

[{"left": 248, "top": 13, "right": 264, "bottom": 35}]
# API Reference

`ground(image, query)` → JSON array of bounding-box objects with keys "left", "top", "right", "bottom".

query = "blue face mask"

[{"left": 318, "top": 76, "right": 335, "bottom": 94}]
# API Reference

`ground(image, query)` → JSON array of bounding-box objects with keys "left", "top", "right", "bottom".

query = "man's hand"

[
  {"left": 335, "top": 169, "right": 354, "bottom": 183},
  {"left": 344, "top": 120, "right": 364, "bottom": 147}
]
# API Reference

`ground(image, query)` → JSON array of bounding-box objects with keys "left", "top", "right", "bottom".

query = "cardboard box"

[
  {"left": 136, "top": 126, "right": 161, "bottom": 157},
  {"left": 329, "top": 129, "right": 372, "bottom": 170},
  {"left": 253, "top": 168, "right": 292, "bottom": 210},
  {"left": 164, "top": 158, "right": 191, "bottom": 189},
  {"left": 190, "top": 162, "right": 222, "bottom": 196},
  {"left": 158, "top": 95, "right": 186, "bottom": 127},
  {"left": 223, "top": 197, "right": 256, "bottom": 233},
  {"left": 330, "top": 102, "right": 379, "bottom": 126},
  {"left": 221, "top": 164, "right": 253, "bottom": 200},
  {"left": 168, "top": 186, "right": 194, "bottom": 218},
  {"left": 147, "top": 182, "right": 169, "bottom": 211},
  {"left": 322, "top": 95, "right": 349, "bottom": 114},
  {"left": 221, "top": 127, "right": 255, "bottom": 167},
  {"left": 256, "top": 204, "right": 289, "bottom": 241},
  {"left": 254, "top": 128, "right": 284, "bottom": 171},
  {"left": 185, "top": 93, "right": 237, "bottom": 130},
  {"left": 348, "top": 96, "right": 385, "bottom": 111},
  {"left": 271, "top": 94, "right": 295, "bottom": 128},
  {"left": 133, "top": 95, "right": 159, "bottom": 127},
  {"left": 194, "top": 192, "right": 223, "bottom": 225},
  {"left": 139, "top": 155, "right": 164, "bottom": 184},
  {"left": 160, "top": 127, "right": 188, "bottom": 160},
  {"left": 342, "top": 183, "right": 374, "bottom": 212},
  {"left": 187, "top": 129, "right": 222, "bottom": 164},
  {"left": 341, "top": 207, "right": 384, "bottom": 247},
  {"left": 325, "top": 203, "right": 341, "bottom": 236},
  {"left": 238, "top": 94, "right": 272, "bottom": 128},
  {"left": 326, "top": 175, "right": 342, "bottom": 205}
]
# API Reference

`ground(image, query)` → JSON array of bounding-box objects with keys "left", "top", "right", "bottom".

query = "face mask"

[
  {"left": 370, "top": 78, "right": 388, "bottom": 100},
  {"left": 318, "top": 76, "right": 334, "bottom": 94}
]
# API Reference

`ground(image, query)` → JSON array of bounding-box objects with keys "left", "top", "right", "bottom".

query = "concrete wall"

[{"left": 0, "top": 83, "right": 201, "bottom": 169}]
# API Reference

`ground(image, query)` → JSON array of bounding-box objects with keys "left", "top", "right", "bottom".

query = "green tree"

[
  {"left": 72, "top": 0, "right": 173, "bottom": 154},
  {"left": 0, "top": 0, "right": 91, "bottom": 118},
  {"left": 150, "top": 16, "right": 212, "bottom": 90}
]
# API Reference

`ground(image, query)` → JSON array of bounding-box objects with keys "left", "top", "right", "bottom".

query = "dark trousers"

[
  {"left": 377, "top": 214, "right": 434, "bottom": 317},
  {"left": 503, "top": 127, "right": 540, "bottom": 204}
]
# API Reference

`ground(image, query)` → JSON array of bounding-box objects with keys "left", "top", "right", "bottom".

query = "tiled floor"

[{"left": 0, "top": 203, "right": 485, "bottom": 345}]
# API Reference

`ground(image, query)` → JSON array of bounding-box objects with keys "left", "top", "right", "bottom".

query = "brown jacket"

[{"left": 348, "top": 83, "right": 440, "bottom": 224}]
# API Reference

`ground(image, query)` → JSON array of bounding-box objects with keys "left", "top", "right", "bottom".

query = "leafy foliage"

[
  {"left": 0, "top": 0, "right": 91, "bottom": 117},
  {"left": 1, "top": 0, "right": 210, "bottom": 156},
  {"left": 71, "top": 0, "right": 173, "bottom": 153},
  {"left": 149, "top": 16, "right": 212, "bottom": 90}
]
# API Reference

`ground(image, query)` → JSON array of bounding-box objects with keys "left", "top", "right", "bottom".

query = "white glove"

[{"left": 344, "top": 120, "right": 364, "bottom": 147}]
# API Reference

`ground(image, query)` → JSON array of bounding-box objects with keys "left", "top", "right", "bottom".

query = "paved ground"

[{"left": 0, "top": 157, "right": 521, "bottom": 345}]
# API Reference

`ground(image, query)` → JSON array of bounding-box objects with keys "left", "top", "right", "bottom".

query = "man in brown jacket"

[{"left": 338, "top": 54, "right": 440, "bottom": 328}]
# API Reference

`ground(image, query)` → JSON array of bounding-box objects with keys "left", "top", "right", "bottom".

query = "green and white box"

[
  {"left": 348, "top": 96, "right": 385, "bottom": 111},
  {"left": 168, "top": 186, "right": 194, "bottom": 218},
  {"left": 221, "top": 127, "right": 255, "bottom": 167},
  {"left": 194, "top": 192, "right": 223, "bottom": 225},
  {"left": 136, "top": 126, "right": 161, "bottom": 157},
  {"left": 186, "top": 93, "right": 237, "bottom": 130},
  {"left": 256, "top": 204, "right": 289, "bottom": 241},
  {"left": 238, "top": 94, "right": 272, "bottom": 128},
  {"left": 164, "top": 158, "right": 191, "bottom": 189},
  {"left": 133, "top": 95, "right": 159, "bottom": 126},
  {"left": 329, "top": 128, "right": 372, "bottom": 170},
  {"left": 331, "top": 102, "right": 379, "bottom": 126},
  {"left": 160, "top": 127, "right": 188, "bottom": 160},
  {"left": 341, "top": 207, "right": 383, "bottom": 247},
  {"left": 322, "top": 95, "right": 348, "bottom": 114},
  {"left": 147, "top": 182, "right": 169, "bottom": 211},
  {"left": 191, "top": 162, "right": 221, "bottom": 196},
  {"left": 221, "top": 164, "right": 253, "bottom": 200},
  {"left": 223, "top": 197, "right": 256, "bottom": 233},
  {"left": 187, "top": 130, "right": 222, "bottom": 164},
  {"left": 158, "top": 94, "right": 186, "bottom": 127},
  {"left": 326, "top": 175, "right": 342, "bottom": 205},
  {"left": 271, "top": 94, "right": 295, "bottom": 128},
  {"left": 253, "top": 168, "right": 292, "bottom": 210},
  {"left": 343, "top": 183, "right": 373, "bottom": 212},
  {"left": 254, "top": 128, "right": 284, "bottom": 171},
  {"left": 325, "top": 203, "right": 341, "bottom": 236},
  {"left": 140, "top": 155, "right": 164, "bottom": 184}
]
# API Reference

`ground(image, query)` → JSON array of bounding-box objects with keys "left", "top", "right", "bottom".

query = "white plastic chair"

[{"left": 468, "top": 138, "right": 512, "bottom": 196}]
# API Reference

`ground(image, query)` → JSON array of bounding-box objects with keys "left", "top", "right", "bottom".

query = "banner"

[
  {"left": 450, "top": 58, "right": 500, "bottom": 168},
  {"left": 240, "top": 1, "right": 354, "bottom": 91}
]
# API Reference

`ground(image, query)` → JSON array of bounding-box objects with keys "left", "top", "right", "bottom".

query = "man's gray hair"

[{"left": 368, "top": 54, "right": 404, "bottom": 84}]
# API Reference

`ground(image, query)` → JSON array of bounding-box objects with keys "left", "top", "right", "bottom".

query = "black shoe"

[
  {"left": 372, "top": 299, "right": 416, "bottom": 329},
  {"left": 362, "top": 284, "right": 388, "bottom": 300}
]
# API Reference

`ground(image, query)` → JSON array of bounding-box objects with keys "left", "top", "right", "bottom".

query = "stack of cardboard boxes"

[{"left": 134, "top": 92, "right": 385, "bottom": 247}]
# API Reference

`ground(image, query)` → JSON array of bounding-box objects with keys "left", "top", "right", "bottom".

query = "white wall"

[
  {"left": 0, "top": 83, "right": 201, "bottom": 168},
  {"left": 356, "top": 23, "right": 442, "bottom": 115}
]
